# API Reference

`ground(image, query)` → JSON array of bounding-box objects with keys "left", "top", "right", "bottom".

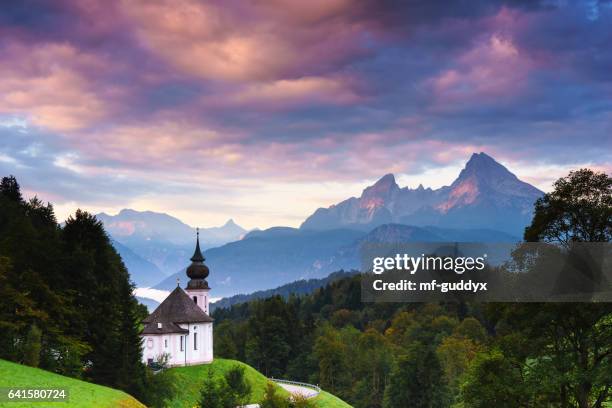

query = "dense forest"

[
  {"left": 0, "top": 175, "right": 171, "bottom": 406},
  {"left": 213, "top": 169, "right": 612, "bottom": 408}
]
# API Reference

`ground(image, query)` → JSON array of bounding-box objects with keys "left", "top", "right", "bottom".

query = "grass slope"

[
  {"left": 312, "top": 390, "right": 353, "bottom": 408},
  {"left": 166, "top": 358, "right": 288, "bottom": 407},
  {"left": 0, "top": 359, "right": 145, "bottom": 408}
]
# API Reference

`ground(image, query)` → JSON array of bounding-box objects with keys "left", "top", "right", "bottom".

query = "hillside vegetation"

[
  {"left": 165, "top": 358, "right": 289, "bottom": 407},
  {"left": 312, "top": 390, "right": 353, "bottom": 408},
  {"left": 0, "top": 359, "right": 145, "bottom": 408},
  {"left": 166, "top": 359, "right": 353, "bottom": 408}
]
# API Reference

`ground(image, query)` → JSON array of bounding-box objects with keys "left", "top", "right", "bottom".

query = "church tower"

[{"left": 185, "top": 228, "right": 211, "bottom": 314}]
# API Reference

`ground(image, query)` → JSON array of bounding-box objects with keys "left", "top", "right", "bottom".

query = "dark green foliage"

[
  {"left": 143, "top": 367, "right": 178, "bottom": 408},
  {"left": 0, "top": 176, "right": 151, "bottom": 403},
  {"left": 461, "top": 350, "right": 527, "bottom": 408},
  {"left": 200, "top": 369, "right": 227, "bottom": 408},
  {"left": 383, "top": 344, "right": 448, "bottom": 408},
  {"left": 22, "top": 323, "right": 42, "bottom": 367},
  {"left": 525, "top": 169, "right": 611, "bottom": 244},
  {"left": 199, "top": 365, "right": 251, "bottom": 408},
  {"left": 0, "top": 175, "right": 22, "bottom": 202},
  {"left": 241, "top": 296, "right": 302, "bottom": 377},
  {"left": 224, "top": 365, "right": 252, "bottom": 406}
]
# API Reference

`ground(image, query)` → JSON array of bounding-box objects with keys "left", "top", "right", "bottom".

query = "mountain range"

[
  {"left": 98, "top": 152, "right": 541, "bottom": 297},
  {"left": 153, "top": 223, "right": 518, "bottom": 296},
  {"left": 301, "top": 152, "right": 543, "bottom": 236}
]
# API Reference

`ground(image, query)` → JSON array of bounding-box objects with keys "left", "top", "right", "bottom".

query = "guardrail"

[{"left": 270, "top": 378, "right": 322, "bottom": 394}]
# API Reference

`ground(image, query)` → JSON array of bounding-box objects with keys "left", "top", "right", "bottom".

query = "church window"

[
  {"left": 193, "top": 296, "right": 197, "bottom": 304},
  {"left": 147, "top": 338, "right": 153, "bottom": 349},
  {"left": 165, "top": 339, "right": 168, "bottom": 348},
  {"left": 194, "top": 333, "right": 198, "bottom": 350},
  {"left": 180, "top": 336, "right": 184, "bottom": 351}
]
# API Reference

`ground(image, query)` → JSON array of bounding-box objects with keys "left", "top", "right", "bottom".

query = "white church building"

[{"left": 141, "top": 231, "right": 213, "bottom": 367}]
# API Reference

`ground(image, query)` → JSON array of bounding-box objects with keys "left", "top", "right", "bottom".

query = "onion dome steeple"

[
  {"left": 190, "top": 228, "right": 205, "bottom": 263},
  {"left": 186, "top": 228, "right": 210, "bottom": 289}
]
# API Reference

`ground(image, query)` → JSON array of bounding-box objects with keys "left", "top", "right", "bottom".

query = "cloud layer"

[{"left": 0, "top": 0, "right": 611, "bottom": 228}]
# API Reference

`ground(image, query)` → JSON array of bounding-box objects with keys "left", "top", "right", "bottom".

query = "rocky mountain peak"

[
  {"left": 457, "top": 152, "right": 517, "bottom": 184},
  {"left": 362, "top": 173, "right": 399, "bottom": 197}
]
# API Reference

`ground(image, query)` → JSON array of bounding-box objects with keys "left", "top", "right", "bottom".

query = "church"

[{"left": 141, "top": 231, "right": 213, "bottom": 367}]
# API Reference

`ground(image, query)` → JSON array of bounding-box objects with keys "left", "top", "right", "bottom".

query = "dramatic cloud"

[{"left": 0, "top": 0, "right": 610, "bottom": 228}]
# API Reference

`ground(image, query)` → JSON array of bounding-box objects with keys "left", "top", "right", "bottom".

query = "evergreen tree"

[
  {"left": 199, "top": 369, "right": 226, "bottom": 408},
  {"left": 224, "top": 365, "right": 251, "bottom": 406},
  {"left": 62, "top": 210, "right": 146, "bottom": 397},
  {"left": 383, "top": 343, "right": 448, "bottom": 408},
  {"left": 0, "top": 175, "right": 22, "bottom": 202}
]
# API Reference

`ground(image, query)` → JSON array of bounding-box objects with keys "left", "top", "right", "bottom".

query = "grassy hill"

[
  {"left": 0, "top": 359, "right": 145, "bottom": 408},
  {"left": 312, "top": 390, "right": 352, "bottom": 408},
  {"left": 166, "top": 358, "right": 289, "bottom": 407},
  {"left": 166, "top": 358, "right": 353, "bottom": 408}
]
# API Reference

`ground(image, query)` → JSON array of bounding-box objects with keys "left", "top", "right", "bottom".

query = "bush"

[{"left": 260, "top": 382, "right": 289, "bottom": 408}]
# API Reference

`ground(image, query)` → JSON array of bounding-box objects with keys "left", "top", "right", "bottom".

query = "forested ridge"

[{"left": 0, "top": 175, "right": 169, "bottom": 406}]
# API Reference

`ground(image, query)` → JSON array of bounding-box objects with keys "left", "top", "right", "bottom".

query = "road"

[{"left": 276, "top": 382, "right": 319, "bottom": 398}]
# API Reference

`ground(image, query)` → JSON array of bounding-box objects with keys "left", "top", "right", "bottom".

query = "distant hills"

[
  {"left": 97, "top": 209, "right": 246, "bottom": 248},
  {"left": 96, "top": 209, "right": 246, "bottom": 286},
  {"left": 210, "top": 270, "right": 357, "bottom": 311},
  {"left": 154, "top": 227, "right": 365, "bottom": 296},
  {"left": 301, "top": 152, "right": 543, "bottom": 236}
]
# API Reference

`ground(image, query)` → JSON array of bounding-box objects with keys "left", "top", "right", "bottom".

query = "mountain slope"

[
  {"left": 321, "top": 223, "right": 519, "bottom": 273},
  {"left": 97, "top": 209, "right": 247, "bottom": 276},
  {"left": 301, "top": 152, "right": 543, "bottom": 236},
  {"left": 0, "top": 359, "right": 145, "bottom": 408},
  {"left": 154, "top": 227, "right": 365, "bottom": 296},
  {"left": 111, "top": 239, "right": 166, "bottom": 287}
]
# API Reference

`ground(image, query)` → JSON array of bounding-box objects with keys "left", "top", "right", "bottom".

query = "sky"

[{"left": 0, "top": 0, "right": 611, "bottom": 229}]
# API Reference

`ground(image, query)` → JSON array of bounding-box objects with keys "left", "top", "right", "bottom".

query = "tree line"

[
  {"left": 0, "top": 175, "right": 173, "bottom": 406},
  {"left": 212, "top": 169, "right": 611, "bottom": 408}
]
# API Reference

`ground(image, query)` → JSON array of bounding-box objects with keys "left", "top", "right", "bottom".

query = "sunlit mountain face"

[{"left": 301, "top": 153, "right": 543, "bottom": 236}]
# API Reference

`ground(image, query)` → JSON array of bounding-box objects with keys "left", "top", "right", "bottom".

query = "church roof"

[
  {"left": 141, "top": 320, "right": 188, "bottom": 335},
  {"left": 143, "top": 286, "right": 213, "bottom": 334}
]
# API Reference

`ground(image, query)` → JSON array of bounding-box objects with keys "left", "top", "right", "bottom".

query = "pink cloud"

[
  {"left": 427, "top": 33, "right": 533, "bottom": 108},
  {"left": 424, "top": 9, "right": 544, "bottom": 111},
  {"left": 118, "top": 0, "right": 377, "bottom": 82},
  {"left": 202, "top": 75, "right": 363, "bottom": 110},
  {"left": 0, "top": 42, "right": 118, "bottom": 131}
]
